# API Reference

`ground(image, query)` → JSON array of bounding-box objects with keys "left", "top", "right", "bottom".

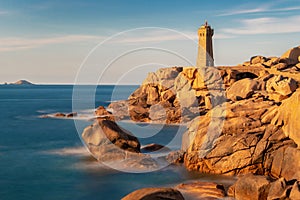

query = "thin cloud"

[
  {"left": 218, "top": 8, "right": 266, "bottom": 17},
  {"left": 214, "top": 33, "right": 235, "bottom": 39},
  {"left": 112, "top": 30, "right": 197, "bottom": 44},
  {"left": 0, "top": 30, "right": 234, "bottom": 52},
  {"left": 0, "top": 10, "right": 11, "bottom": 15},
  {"left": 111, "top": 30, "right": 233, "bottom": 44},
  {"left": 0, "top": 35, "right": 104, "bottom": 52},
  {"left": 221, "top": 15, "right": 300, "bottom": 35},
  {"left": 218, "top": 6, "right": 300, "bottom": 16}
]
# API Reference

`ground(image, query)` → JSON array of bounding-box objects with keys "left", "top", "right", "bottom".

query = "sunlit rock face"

[{"left": 183, "top": 46, "right": 300, "bottom": 182}]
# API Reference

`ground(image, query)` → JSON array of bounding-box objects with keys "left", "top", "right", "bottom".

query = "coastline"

[{"left": 77, "top": 46, "right": 300, "bottom": 199}]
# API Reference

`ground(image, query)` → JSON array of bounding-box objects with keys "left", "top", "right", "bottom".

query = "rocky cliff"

[{"left": 83, "top": 46, "right": 300, "bottom": 199}]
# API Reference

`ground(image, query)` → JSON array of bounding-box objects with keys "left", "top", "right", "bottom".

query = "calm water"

[{"left": 0, "top": 85, "right": 234, "bottom": 200}]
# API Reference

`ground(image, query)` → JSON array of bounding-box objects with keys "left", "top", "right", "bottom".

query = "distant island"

[{"left": 3, "top": 80, "right": 34, "bottom": 85}]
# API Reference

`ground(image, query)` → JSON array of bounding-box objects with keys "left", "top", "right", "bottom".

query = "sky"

[{"left": 0, "top": 0, "right": 300, "bottom": 84}]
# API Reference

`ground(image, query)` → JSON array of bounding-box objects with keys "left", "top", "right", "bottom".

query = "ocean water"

[{"left": 0, "top": 85, "right": 234, "bottom": 200}]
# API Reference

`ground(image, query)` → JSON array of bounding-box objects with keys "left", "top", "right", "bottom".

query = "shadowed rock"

[
  {"left": 81, "top": 119, "right": 159, "bottom": 171},
  {"left": 122, "top": 187, "right": 184, "bottom": 200},
  {"left": 141, "top": 143, "right": 171, "bottom": 153},
  {"left": 82, "top": 119, "right": 140, "bottom": 153},
  {"left": 54, "top": 113, "right": 66, "bottom": 117}
]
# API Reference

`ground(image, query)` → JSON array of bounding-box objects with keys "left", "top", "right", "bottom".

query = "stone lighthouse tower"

[{"left": 196, "top": 21, "right": 214, "bottom": 67}]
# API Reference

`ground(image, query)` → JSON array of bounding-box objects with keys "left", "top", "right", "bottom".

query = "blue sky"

[{"left": 0, "top": 0, "right": 300, "bottom": 84}]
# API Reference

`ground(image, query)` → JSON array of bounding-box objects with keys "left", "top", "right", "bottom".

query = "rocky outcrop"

[
  {"left": 267, "top": 177, "right": 288, "bottom": 200},
  {"left": 176, "top": 181, "right": 226, "bottom": 199},
  {"left": 141, "top": 143, "right": 170, "bottom": 153},
  {"left": 229, "top": 174, "right": 300, "bottom": 200},
  {"left": 109, "top": 66, "right": 225, "bottom": 124},
  {"left": 108, "top": 46, "right": 300, "bottom": 125},
  {"left": 86, "top": 46, "right": 300, "bottom": 199},
  {"left": 94, "top": 106, "right": 115, "bottom": 121},
  {"left": 51, "top": 112, "right": 77, "bottom": 118},
  {"left": 122, "top": 181, "right": 230, "bottom": 200},
  {"left": 251, "top": 55, "right": 267, "bottom": 65},
  {"left": 107, "top": 100, "right": 129, "bottom": 120},
  {"left": 183, "top": 94, "right": 300, "bottom": 178},
  {"left": 54, "top": 112, "right": 66, "bottom": 117},
  {"left": 271, "top": 89, "right": 300, "bottom": 147},
  {"left": 229, "top": 174, "right": 270, "bottom": 200},
  {"left": 122, "top": 187, "right": 184, "bottom": 200},
  {"left": 227, "top": 78, "right": 260, "bottom": 100},
  {"left": 82, "top": 119, "right": 141, "bottom": 153},
  {"left": 10, "top": 79, "right": 33, "bottom": 85},
  {"left": 182, "top": 46, "right": 300, "bottom": 179},
  {"left": 183, "top": 90, "right": 300, "bottom": 176},
  {"left": 281, "top": 46, "right": 300, "bottom": 65},
  {"left": 81, "top": 119, "right": 160, "bottom": 171},
  {"left": 239, "top": 46, "right": 300, "bottom": 75},
  {"left": 290, "top": 181, "right": 300, "bottom": 200},
  {"left": 266, "top": 75, "right": 297, "bottom": 97}
]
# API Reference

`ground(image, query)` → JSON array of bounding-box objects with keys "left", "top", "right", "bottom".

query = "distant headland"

[{"left": 3, "top": 80, "right": 34, "bottom": 85}]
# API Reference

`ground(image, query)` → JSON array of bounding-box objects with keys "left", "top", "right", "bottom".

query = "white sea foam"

[
  {"left": 42, "top": 147, "right": 91, "bottom": 156},
  {"left": 37, "top": 107, "right": 99, "bottom": 121},
  {"left": 36, "top": 109, "right": 56, "bottom": 114},
  {"left": 71, "top": 161, "right": 115, "bottom": 172},
  {"left": 38, "top": 112, "right": 95, "bottom": 121}
]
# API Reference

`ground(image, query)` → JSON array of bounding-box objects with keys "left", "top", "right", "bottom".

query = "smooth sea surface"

[{"left": 0, "top": 85, "right": 234, "bottom": 200}]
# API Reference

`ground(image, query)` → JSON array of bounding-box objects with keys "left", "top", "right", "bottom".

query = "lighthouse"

[{"left": 196, "top": 21, "right": 214, "bottom": 67}]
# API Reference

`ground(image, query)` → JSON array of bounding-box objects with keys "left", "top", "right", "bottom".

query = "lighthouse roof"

[{"left": 200, "top": 20, "right": 211, "bottom": 28}]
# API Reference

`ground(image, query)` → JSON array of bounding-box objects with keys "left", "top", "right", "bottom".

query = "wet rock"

[
  {"left": 176, "top": 181, "right": 226, "bottom": 199},
  {"left": 122, "top": 187, "right": 184, "bottom": 200},
  {"left": 66, "top": 112, "right": 77, "bottom": 118},
  {"left": 54, "top": 113, "right": 66, "bottom": 117},
  {"left": 166, "top": 150, "right": 185, "bottom": 164},
  {"left": 141, "top": 143, "right": 171, "bottom": 153},
  {"left": 40, "top": 115, "right": 49, "bottom": 118},
  {"left": 95, "top": 106, "right": 115, "bottom": 120}
]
